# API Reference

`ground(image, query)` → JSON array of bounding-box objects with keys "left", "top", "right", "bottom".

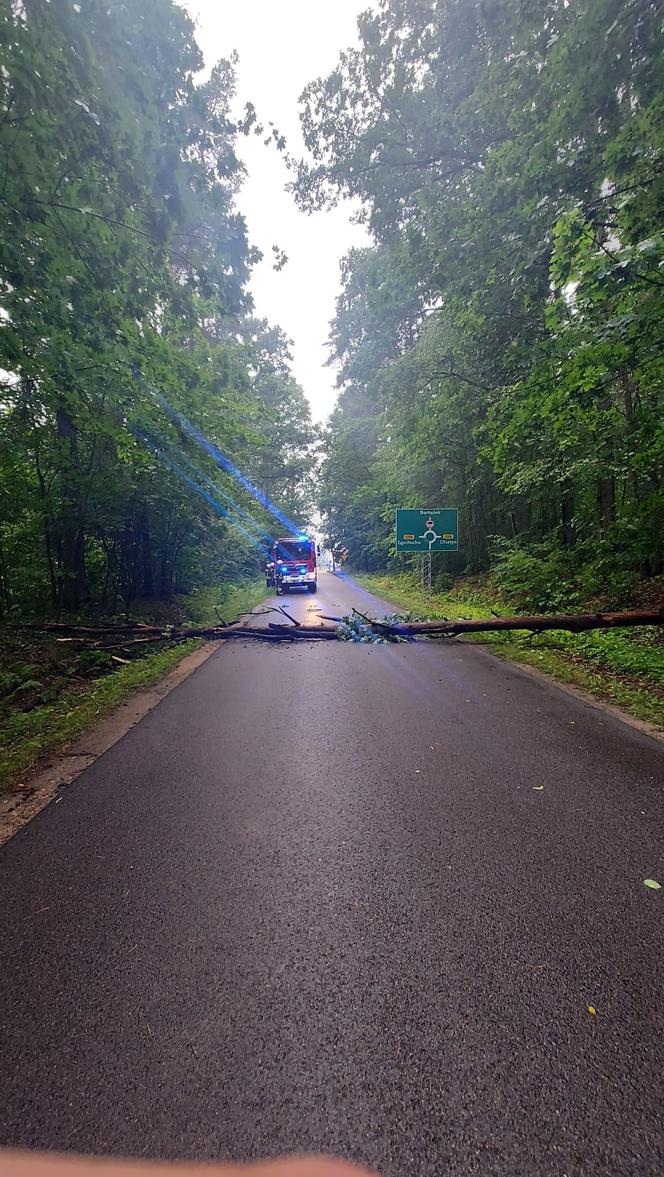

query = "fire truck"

[{"left": 265, "top": 536, "right": 317, "bottom": 593}]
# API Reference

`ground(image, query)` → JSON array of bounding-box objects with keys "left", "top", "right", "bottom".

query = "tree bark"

[
  {"left": 597, "top": 476, "right": 616, "bottom": 539},
  {"left": 138, "top": 506, "right": 154, "bottom": 598},
  {"left": 56, "top": 407, "right": 87, "bottom": 610},
  {"left": 33, "top": 444, "right": 59, "bottom": 609},
  {"left": 19, "top": 610, "right": 662, "bottom": 644},
  {"left": 0, "top": 537, "right": 11, "bottom": 616},
  {"left": 560, "top": 487, "right": 575, "bottom": 548},
  {"left": 374, "top": 609, "right": 663, "bottom": 636}
]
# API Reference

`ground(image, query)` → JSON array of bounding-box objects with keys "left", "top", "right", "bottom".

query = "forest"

[
  {"left": 307, "top": 0, "right": 663, "bottom": 611},
  {"left": 1, "top": 0, "right": 663, "bottom": 624},
  {"left": 0, "top": 0, "right": 317, "bottom": 619}
]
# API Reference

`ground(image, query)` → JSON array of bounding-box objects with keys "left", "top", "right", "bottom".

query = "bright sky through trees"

[{"left": 186, "top": 0, "right": 371, "bottom": 422}]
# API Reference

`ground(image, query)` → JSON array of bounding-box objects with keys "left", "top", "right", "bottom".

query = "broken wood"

[
  {"left": 369, "top": 608, "right": 664, "bottom": 637},
  {"left": 267, "top": 622, "right": 337, "bottom": 638},
  {"left": 11, "top": 607, "right": 663, "bottom": 651},
  {"left": 89, "top": 635, "right": 175, "bottom": 650},
  {"left": 20, "top": 622, "right": 161, "bottom": 635}
]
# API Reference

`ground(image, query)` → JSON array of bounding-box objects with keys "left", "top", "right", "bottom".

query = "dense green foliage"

[
  {"left": 301, "top": 0, "right": 663, "bottom": 602},
  {"left": 0, "top": 0, "right": 316, "bottom": 617}
]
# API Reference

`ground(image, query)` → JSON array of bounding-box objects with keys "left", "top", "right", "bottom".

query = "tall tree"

[
  {"left": 299, "top": 0, "right": 663, "bottom": 596},
  {"left": 0, "top": 0, "right": 316, "bottom": 615}
]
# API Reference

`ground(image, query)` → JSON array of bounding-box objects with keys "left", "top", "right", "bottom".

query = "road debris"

[{"left": 15, "top": 606, "right": 663, "bottom": 648}]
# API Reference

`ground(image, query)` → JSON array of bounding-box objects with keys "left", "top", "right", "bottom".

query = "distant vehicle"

[{"left": 270, "top": 536, "right": 317, "bottom": 593}]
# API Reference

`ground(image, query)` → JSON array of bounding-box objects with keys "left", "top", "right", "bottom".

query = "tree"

[
  {"left": 298, "top": 0, "right": 664, "bottom": 596},
  {"left": 0, "top": 0, "right": 316, "bottom": 615}
]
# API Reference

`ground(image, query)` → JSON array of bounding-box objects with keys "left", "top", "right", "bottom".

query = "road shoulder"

[
  {"left": 0, "top": 641, "right": 218, "bottom": 847},
  {"left": 355, "top": 572, "right": 664, "bottom": 740}
]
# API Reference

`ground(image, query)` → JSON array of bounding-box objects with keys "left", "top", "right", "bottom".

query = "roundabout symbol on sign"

[
  {"left": 420, "top": 517, "right": 442, "bottom": 550},
  {"left": 395, "top": 508, "right": 458, "bottom": 552}
]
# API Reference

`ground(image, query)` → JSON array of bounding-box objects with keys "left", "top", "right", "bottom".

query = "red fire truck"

[{"left": 265, "top": 536, "right": 317, "bottom": 593}]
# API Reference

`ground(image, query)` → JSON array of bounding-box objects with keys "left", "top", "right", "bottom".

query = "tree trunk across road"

[{"left": 379, "top": 608, "right": 664, "bottom": 637}]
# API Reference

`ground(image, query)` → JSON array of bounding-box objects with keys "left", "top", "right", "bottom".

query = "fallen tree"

[
  {"left": 365, "top": 608, "right": 664, "bottom": 638},
  {"left": 12, "top": 607, "right": 663, "bottom": 648},
  {"left": 13, "top": 607, "right": 339, "bottom": 648}
]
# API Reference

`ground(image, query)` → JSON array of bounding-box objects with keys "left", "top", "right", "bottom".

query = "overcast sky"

[{"left": 185, "top": 0, "right": 372, "bottom": 422}]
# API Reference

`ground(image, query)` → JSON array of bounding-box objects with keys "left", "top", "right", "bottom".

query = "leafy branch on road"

[{"left": 13, "top": 607, "right": 663, "bottom": 649}]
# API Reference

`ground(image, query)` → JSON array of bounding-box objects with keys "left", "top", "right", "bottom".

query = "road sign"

[{"left": 395, "top": 508, "right": 458, "bottom": 552}]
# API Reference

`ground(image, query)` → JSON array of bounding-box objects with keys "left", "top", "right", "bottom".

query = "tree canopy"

[
  {"left": 0, "top": 0, "right": 317, "bottom": 615},
  {"left": 302, "top": 0, "right": 663, "bottom": 603}
]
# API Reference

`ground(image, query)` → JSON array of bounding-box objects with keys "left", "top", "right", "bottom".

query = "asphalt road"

[{"left": 1, "top": 572, "right": 663, "bottom": 1177}]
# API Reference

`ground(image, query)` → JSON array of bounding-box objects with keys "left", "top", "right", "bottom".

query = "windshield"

[{"left": 276, "top": 541, "right": 311, "bottom": 562}]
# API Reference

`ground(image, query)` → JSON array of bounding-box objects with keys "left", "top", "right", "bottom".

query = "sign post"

[
  {"left": 421, "top": 551, "right": 432, "bottom": 596},
  {"left": 396, "top": 508, "right": 458, "bottom": 598}
]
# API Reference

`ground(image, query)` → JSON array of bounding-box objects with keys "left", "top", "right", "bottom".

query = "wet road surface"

[{"left": 1, "top": 572, "right": 663, "bottom": 1176}]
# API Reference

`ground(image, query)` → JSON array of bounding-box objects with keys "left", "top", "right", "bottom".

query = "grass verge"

[
  {"left": 179, "top": 579, "right": 270, "bottom": 627},
  {"left": 357, "top": 572, "right": 664, "bottom": 730},
  {"left": 0, "top": 641, "right": 202, "bottom": 795},
  {"left": 0, "top": 578, "right": 270, "bottom": 795}
]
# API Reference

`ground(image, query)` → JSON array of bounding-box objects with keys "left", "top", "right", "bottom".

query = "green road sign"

[{"left": 396, "top": 508, "right": 458, "bottom": 552}]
